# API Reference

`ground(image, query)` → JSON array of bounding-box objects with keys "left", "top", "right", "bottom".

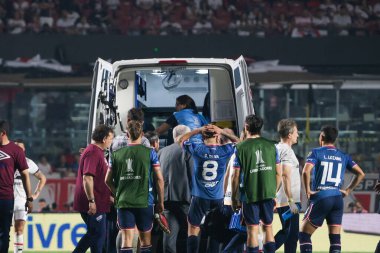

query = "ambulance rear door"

[
  {"left": 87, "top": 58, "right": 115, "bottom": 144},
  {"left": 232, "top": 56, "right": 255, "bottom": 132}
]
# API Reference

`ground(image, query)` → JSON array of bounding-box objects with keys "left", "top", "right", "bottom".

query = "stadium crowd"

[{"left": 1, "top": 0, "right": 380, "bottom": 37}]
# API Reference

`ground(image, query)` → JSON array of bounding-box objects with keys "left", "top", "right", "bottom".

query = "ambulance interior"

[{"left": 114, "top": 66, "right": 239, "bottom": 146}]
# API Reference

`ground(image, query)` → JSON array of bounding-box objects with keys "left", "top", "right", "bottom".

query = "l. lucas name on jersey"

[{"left": 323, "top": 155, "right": 342, "bottom": 161}]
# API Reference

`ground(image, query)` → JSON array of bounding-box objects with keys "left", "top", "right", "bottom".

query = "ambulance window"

[
  {"left": 233, "top": 68, "right": 241, "bottom": 88},
  {"left": 135, "top": 69, "right": 209, "bottom": 108}
]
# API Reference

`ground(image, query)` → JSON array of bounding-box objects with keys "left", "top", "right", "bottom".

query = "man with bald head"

[{"left": 158, "top": 125, "right": 193, "bottom": 253}]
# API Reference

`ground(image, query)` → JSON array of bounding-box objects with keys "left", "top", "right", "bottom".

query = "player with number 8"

[
  {"left": 178, "top": 124, "right": 239, "bottom": 253},
  {"left": 299, "top": 125, "right": 365, "bottom": 253}
]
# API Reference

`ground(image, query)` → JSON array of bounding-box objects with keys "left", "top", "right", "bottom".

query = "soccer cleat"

[{"left": 154, "top": 213, "right": 171, "bottom": 234}]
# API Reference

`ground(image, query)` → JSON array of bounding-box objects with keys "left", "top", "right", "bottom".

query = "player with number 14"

[{"left": 299, "top": 125, "right": 365, "bottom": 253}]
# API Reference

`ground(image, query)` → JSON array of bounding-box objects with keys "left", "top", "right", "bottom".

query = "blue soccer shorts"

[
  {"left": 303, "top": 195, "right": 343, "bottom": 227},
  {"left": 188, "top": 196, "right": 223, "bottom": 227},
  {"left": 242, "top": 199, "right": 275, "bottom": 226},
  {"left": 117, "top": 205, "right": 154, "bottom": 232}
]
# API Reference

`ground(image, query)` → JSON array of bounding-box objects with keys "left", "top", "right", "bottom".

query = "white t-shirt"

[
  {"left": 275, "top": 143, "right": 301, "bottom": 205},
  {"left": 14, "top": 158, "right": 39, "bottom": 210}
]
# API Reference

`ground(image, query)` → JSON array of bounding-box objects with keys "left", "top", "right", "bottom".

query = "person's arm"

[
  {"left": 177, "top": 127, "right": 203, "bottom": 146},
  {"left": 281, "top": 163, "right": 299, "bottom": 213},
  {"left": 281, "top": 164, "right": 292, "bottom": 199},
  {"left": 156, "top": 123, "right": 171, "bottom": 136},
  {"left": 224, "top": 163, "right": 231, "bottom": 195},
  {"left": 154, "top": 167, "right": 165, "bottom": 214},
  {"left": 275, "top": 148, "right": 282, "bottom": 192},
  {"left": 105, "top": 168, "right": 116, "bottom": 196},
  {"left": 302, "top": 163, "right": 314, "bottom": 199},
  {"left": 340, "top": 164, "right": 365, "bottom": 197},
  {"left": 20, "top": 169, "right": 33, "bottom": 213},
  {"left": 32, "top": 171, "right": 46, "bottom": 200},
  {"left": 205, "top": 125, "right": 240, "bottom": 143},
  {"left": 231, "top": 166, "right": 240, "bottom": 211},
  {"left": 83, "top": 174, "right": 96, "bottom": 215}
]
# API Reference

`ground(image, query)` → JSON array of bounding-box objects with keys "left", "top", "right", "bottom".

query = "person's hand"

[
  {"left": 25, "top": 200, "right": 33, "bottom": 214},
  {"left": 374, "top": 181, "right": 380, "bottom": 194},
  {"left": 340, "top": 188, "right": 351, "bottom": 198},
  {"left": 32, "top": 190, "right": 41, "bottom": 200},
  {"left": 232, "top": 199, "right": 241, "bottom": 211},
  {"left": 155, "top": 202, "right": 164, "bottom": 214},
  {"left": 306, "top": 191, "right": 317, "bottom": 200},
  {"left": 288, "top": 201, "right": 299, "bottom": 214},
  {"left": 205, "top": 124, "right": 222, "bottom": 135},
  {"left": 88, "top": 202, "right": 97, "bottom": 215}
]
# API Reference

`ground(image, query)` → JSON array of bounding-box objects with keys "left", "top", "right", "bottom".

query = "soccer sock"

[
  {"left": 247, "top": 246, "right": 259, "bottom": 253},
  {"left": 14, "top": 233, "right": 23, "bottom": 253},
  {"left": 140, "top": 245, "right": 152, "bottom": 253},
  {"left": 187, "top": 235, "right": 199, "bottom": 253},
  {"left": 263, "top": 241, "right": 276, "bottom": 253},
  {"left": 120, "top": 247, "right": 133, "bottom": 253},
  {"left": 329, "top": 234, "right": 341, "bottom": 253},
  {"left": 299, "top": 232, "right": 312, "bottom": 253}
]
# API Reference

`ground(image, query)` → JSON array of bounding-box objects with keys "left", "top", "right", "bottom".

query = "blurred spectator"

[
  {"left": 55, "top": 153, "right": 69, "bottom": 177},
  {"left": 38, "top": 0, "right": 55, "bottom": 29},
  {"left": 333, "top": 6, "right": 352, "bottom": 35},
  {"left": 136, "top": 0, "right": 155, "bottom": 10},
  {"left": 7, "top": 11, "right": 26, "bottom": 34},
  {"left": 37, "top": 154, "right": 53, "bottom": 175},
  {"left": 56, "top": 9, "right": 78, "bottom": 34},
  {"left": 13, "top": 0, "right": 30, "bottom": 12},
  {"left": 38, "top": 198, "right": 51, "bottom": 212},
  {"left": 312, "top": 9, "right": 331, "bottom": 36},
  {"left": 160, "top": 15, "right": 182, "bottom": 35},
  {"left": 76, "top": 16, "right": 91, "bottom": 35},
  {"left": 71, "top": 154, "right": 80, "bottom": 174},
  {"left": 192, "top": 15, "right": 213, "bottom": 34},
  {"left": 207, "top": 0, "right": 223, "bottom": 11}
]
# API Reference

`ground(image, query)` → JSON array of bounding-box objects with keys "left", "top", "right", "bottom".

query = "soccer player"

[
  {"left": 299, "top": 125, "right": 365, "bottom": 253},
  {"left": 0, "top": 120, "right": 33, "bottom": 253},
  {"left": 375, "top": 176, "right": 380, "bottom": 253},
  {"left": 106, "top": 120, "right": 164, "bottom": 253},
  {"left": 178, "top": 124, "right": 239, "bottom": 253},
  {"left": 274, "top": 119, "right": 301, "bottom": 253},
  {"left": 13, "top": 139, "right": 46, "bottom": 253},
  {"left": 231, "top": 115, "right": 282, "bottom": 253}
]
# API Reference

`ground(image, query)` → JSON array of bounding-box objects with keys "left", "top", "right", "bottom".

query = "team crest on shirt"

[
  {"left": 0, "top": 151, "right": 11, "bottom": 161},
  {"left": 126, "top": 159, "right": 134, "bottom": 173}
]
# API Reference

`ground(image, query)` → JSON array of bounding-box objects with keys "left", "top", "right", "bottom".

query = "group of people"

[
  {"left": 0, "top": 89, "right": 378, "bottom": 253},
  {"left": 70, "top": 93, "right": 370, "bottom": 253}
]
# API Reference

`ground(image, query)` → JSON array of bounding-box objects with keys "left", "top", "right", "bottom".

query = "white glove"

[{"left": 288, "top": 200, "right": 299, "bottom": 214}]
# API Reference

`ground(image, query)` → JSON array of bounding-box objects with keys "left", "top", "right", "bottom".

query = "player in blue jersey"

[
  {"left": 178, "top": 124, "right": 239, "bottom": 253},
  {"left": 299, "top": 125, "right": 365, "bottom": 253}
]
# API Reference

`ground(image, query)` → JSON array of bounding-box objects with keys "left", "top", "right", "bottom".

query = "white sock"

[{"left": 14, "top": 234, "right": 23, "bottom": 253}]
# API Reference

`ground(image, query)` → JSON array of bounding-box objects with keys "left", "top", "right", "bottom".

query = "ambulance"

[{"left": 87, "top": 56, "right": 254, "bottom": 144}]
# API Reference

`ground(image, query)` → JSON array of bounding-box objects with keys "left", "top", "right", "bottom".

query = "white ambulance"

[{"left": 87, "top": 56, "right": 254, "bottom": 144}]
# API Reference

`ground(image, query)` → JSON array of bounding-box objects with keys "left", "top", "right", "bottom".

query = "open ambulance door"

[
  {"left": 87, "top": 58, "right": 115, "bottom": 144},
  {"left": 232, "top": 56, "right": 255, "bottom": 133}
]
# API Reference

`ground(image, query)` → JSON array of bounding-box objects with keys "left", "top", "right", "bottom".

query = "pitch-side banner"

[{"left": 11, "top": 213, "right": 86, "bottom": 251}]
